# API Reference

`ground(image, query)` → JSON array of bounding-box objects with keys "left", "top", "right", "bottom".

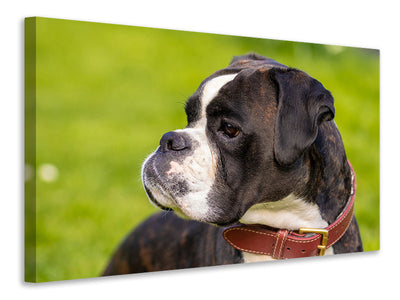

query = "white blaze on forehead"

[{"left": 199, "top": 73, "right": 238, "bottom": 119}]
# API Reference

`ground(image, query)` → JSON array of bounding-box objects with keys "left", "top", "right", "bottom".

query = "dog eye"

[{"left": 220, "top": 121, "right": 240, "bottom": 138}]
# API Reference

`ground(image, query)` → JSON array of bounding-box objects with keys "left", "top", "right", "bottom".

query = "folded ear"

[
  {"left": 230, "top": 53, "right": 269, "bottom": 64},
  {"left": 270, "top": 68, "right": 335, "bottom": 166}
]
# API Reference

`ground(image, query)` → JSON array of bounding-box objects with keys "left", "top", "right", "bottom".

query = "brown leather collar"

[{"left": 223, "top": 161, "right": 356, "bottom": 259}]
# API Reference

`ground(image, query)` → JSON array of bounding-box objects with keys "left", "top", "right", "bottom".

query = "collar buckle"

[{"left": 299, "top": 228, "right": 329, "bottom": 256}]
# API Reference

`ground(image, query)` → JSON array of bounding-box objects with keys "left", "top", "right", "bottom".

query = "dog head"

[{"left": 141, "top": 54, "right": 334, "bottom": 226}]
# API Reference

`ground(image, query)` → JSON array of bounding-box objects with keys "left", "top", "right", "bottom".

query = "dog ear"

[
  {"left": 230, "top": 53, "right": 269, "bottom": 65},
  {"left": 270, "top": 68, "right": 335, "bottom": 166},
  {"left": 229, "top": 53, "right": 287, "bottom": 70}
]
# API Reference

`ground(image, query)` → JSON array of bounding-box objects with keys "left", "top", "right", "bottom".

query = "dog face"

[{"left": 141, "top": 54, "right": 334, "bottom": 226}]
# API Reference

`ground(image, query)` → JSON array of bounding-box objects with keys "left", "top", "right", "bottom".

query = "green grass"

[{"left": 27, "top": 17, "right": 379, "bottom": 282}]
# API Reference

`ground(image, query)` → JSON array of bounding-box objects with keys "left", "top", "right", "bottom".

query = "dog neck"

[
  {"left": 238, "top": 122, "right": 353, "bottom": 262},
  {"left": 240, "top": 121, "right": 351, "bottom": 231},
  {"left": 239, "top": 193, "right": 329, "bottom": 230}
]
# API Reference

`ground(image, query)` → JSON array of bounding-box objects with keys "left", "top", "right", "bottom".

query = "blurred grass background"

[{"left": 27, "top": 17, "right": 379, "bottom": 282}]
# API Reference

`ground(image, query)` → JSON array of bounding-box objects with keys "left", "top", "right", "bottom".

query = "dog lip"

[{"left": 144, "top": 185, "right": 173, "bottom": 211}]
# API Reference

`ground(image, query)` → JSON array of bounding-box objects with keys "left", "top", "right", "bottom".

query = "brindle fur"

[{"left": 102, "top": 54, "right": 362, "bottom": 276}]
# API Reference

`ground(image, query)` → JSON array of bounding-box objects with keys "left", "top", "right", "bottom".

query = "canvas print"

[{"left": 25, "top": 17, "right": 380, "bottom": 282}]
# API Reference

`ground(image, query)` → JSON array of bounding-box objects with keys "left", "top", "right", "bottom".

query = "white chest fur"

[{"left": 239, "top": 194, "right": 334, "bottom": 262}]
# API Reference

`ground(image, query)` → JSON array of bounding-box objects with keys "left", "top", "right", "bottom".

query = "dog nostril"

[
  {"left": 159, "top": 131, "right": 188, "bottom": 152},
  {"left": 166, "top": 139, "right": 173, "bottom": 150}
]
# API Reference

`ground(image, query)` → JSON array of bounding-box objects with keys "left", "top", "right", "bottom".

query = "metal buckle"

[{"left": 299, "top": 228, "right": 329, "bottom": 256}]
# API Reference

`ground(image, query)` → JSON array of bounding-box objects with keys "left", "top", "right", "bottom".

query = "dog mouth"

[
  {"left": 143, "top": 168, "right": 242, "bottom": 226},
  {"left": 142, "top": 146, "right": 234, "bottom": 224},
  {"left": 143, "top": 185, "right": 173, "bottom": 211},
  {"left": 142, "top": 153, "right": 189, "bottom": 212}
]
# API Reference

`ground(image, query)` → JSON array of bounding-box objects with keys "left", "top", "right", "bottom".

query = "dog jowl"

[{"left": 103, "top": 53, "right": 362, "bottom": 275}]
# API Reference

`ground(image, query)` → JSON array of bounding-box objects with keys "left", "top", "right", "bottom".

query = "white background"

[{"left": 1, "top": 1, "right": 398, "bottom": 298}]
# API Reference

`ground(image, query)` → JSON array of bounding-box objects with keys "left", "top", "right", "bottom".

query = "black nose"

[{"left": 159, "top": 131, "right": 188, "bottom": 153}]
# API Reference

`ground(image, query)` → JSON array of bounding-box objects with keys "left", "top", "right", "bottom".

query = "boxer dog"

[{"left": 103, "top": 53, "right": 363, "bottom": 275}]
